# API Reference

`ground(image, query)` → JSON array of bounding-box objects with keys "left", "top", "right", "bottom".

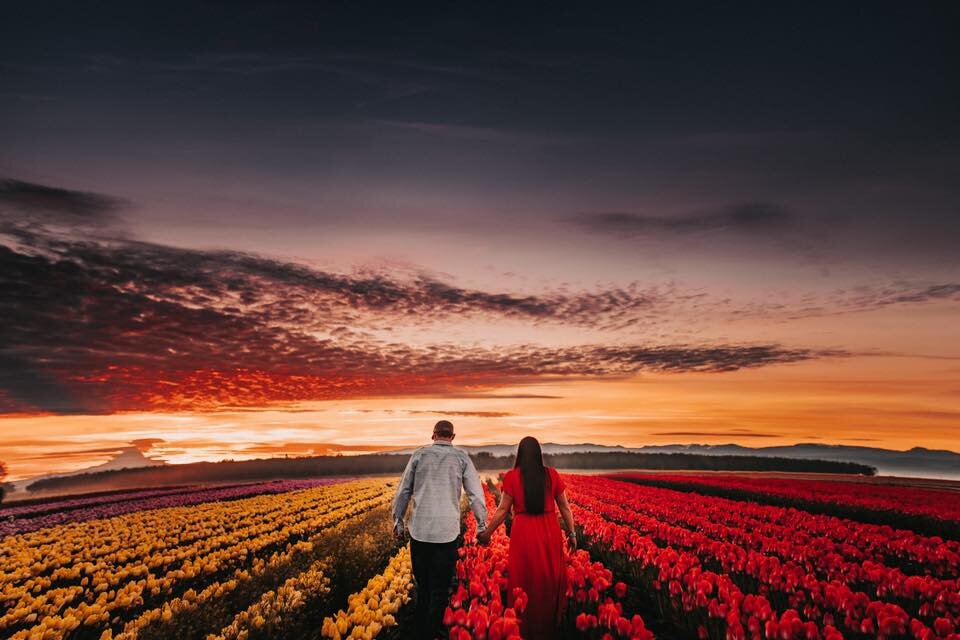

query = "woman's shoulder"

[{"left": 546, "top": 467, "right": 564, "bottom": 492}]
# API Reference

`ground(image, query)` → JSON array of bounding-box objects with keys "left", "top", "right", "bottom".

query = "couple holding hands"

[{"left": 392, "top": 421, "right": 577, "bottom": 640}]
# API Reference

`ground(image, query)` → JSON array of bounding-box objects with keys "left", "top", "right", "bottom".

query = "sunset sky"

[{"left": 2, "top": 3, "right": 959, "bottom": 480}]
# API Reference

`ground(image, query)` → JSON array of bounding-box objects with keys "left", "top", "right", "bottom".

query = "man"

[{"left": 392, "top": 420, "right": 488, "bottom": 639}]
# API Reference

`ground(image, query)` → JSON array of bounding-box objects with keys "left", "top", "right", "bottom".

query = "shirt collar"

[{"left": 432, "top": 440, "right": 453, "bottom": 446}]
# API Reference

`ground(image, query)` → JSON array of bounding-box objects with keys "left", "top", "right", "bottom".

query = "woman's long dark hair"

[{"left": 514, "top": 436, "right": 547, "bottom": 515}]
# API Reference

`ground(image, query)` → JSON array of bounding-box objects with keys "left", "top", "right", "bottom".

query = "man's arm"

[
  {"left": 392, "top": 452, "right": 418, "bottom": 531},
  {"left": 462, "top": 454, "right": 488, "bottom": 532}
]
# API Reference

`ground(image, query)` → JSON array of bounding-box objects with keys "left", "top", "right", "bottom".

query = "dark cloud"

[
  {"left": 0, "top": 178, "right": 124, "bottom": 227},
  {"left": 570, "top": 202, "right": 793, "bottom": 237},
  {"left": 0, "top": 351, "right": 89, "bottom": 414},
  {"left": 767, "top": 282, "right": 960, "bottom": 321},
  {"left": 0, "top": 229, "right": 833, "bottom": 413},
  {"left": 0, "top": 180, "right": 843, "bottom": 414},
  {"left": 1, "top": 227, "right": 674, "bottom": 333},
  {"left": 836, "top": 283, "right": 960, "bottom": 310}
]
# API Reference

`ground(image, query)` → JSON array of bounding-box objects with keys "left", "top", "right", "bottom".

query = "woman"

[{"left": 477, "top": 436, "right": 577, "bottom": 639}]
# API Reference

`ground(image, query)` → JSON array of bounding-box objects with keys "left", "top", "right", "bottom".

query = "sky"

[{"left": 1, "top": 2, "right": 959, "bottom": 480}]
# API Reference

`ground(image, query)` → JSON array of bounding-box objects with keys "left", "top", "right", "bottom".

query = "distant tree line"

[
  {"left": 534, "top": 452, "right": 874, "bottom": 475},
  {"left": 24, "top": 451, "right": 874, "bottom": 495}
]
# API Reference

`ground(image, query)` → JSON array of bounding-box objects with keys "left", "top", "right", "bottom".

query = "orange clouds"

[{"left": 2, "top": 351, "right": 958, "bottom": 481}]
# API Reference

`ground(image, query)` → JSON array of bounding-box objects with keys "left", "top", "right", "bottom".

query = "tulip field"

[
  {"left": 1, "top": 473, "right": 959, "bottom": 640},
  {"left": 604, "top": 473, "right": 960, "bottom": 539}
]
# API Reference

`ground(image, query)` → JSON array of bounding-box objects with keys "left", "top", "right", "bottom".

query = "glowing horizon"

[{"left": 4, "top": 350, "right": 958, "bottom": 481}]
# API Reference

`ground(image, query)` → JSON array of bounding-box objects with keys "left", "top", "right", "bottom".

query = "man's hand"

[
  {"left": 393, "top": 523, "right": 406, "bottom": 542},
  {"left": 476, "top": 529, "right": 491, "bottom": 546}
]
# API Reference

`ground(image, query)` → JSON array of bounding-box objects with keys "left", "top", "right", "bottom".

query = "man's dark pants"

[{"left": 410, "top": 536, "right": 460, "bottom": 639}]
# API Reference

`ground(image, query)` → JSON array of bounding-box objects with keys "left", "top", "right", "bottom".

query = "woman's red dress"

[{"left": 501, "top": 467, "right": 568, "bottom": 639}]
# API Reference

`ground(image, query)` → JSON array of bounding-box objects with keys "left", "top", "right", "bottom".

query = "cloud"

[
  {"left": 130, "top": 438, "right": 166, "bottom": 452},
  {"left": 21, "top": 445, "right": 132, "bottom": 460},
  {"left": 429, "top": 393, "right": 564, "bottom": 400},
  {"left": 0, "top": 225, "right": 831, "bottom": 412},
  {"left": 236, "top": 442, "right": 397, "bottom": 456},
  {"left": 0, "top": 179, "right": 840, "bottom": 414},
  {"left": 371, "top": 119, "right": 576, "bottom": 146},
  {"left": 0, "top": 179, "right": 685, "bottom": 334},
  {"left": 830, "top": 282, "right": 960, "bottom": 312},
  {"left": 649, "top": 431, "right": 781, "bottom": 438},
  {"left": 569, "top": 202, "right": 793, "bottom": 237},
  {"left": 0, "top": 178, "right": 124, "bottom": 228},
  {"left": 404, "top": 410, "right": 515, "bottom": 418}
]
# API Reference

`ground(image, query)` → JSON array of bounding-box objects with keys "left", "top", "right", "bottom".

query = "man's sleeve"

[
  {"left": 392, "top": 452, "right": 417, "bottom": 528},
  {"left": 462, "top": 454, "right": 488, "bottom": 532}
]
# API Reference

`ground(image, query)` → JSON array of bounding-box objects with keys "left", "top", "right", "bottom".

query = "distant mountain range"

[
  {"left": 7, "top": 441, "right": 959, "bottom": 499},
  {"left": 8, "top": 446, "right": 165, "bottom": 494},
  {"left": 393, "top": 442, "right": 960, "bottom": 479}
]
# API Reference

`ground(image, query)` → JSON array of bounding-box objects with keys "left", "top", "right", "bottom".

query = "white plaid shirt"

[{"left": 392, "top": 441, "right": 488, "bottom": 543}]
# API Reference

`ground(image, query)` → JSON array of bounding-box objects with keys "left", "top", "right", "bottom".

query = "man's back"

[
  {"left": 392, "top": 440, "right": 486, "bottom": 543},
  {"left": 392, "top": 421, "right": 487, "bottom": 640}
]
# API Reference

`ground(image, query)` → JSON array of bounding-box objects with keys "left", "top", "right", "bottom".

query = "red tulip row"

[
  {"left": 605, "top": 474, "right": 960, "bottom": 526},
  {"left": 565, "top": 545, "right": 654, "bottom": 640},
  {"left": 567, "top": 477, "right": 960, "bottom": 623},
  {"left": 444, "top": 489, "right": 525, "bottom": 640},
  {"left": 608, "top": 474, "right": 960, "bottom": 577},
  {"left": 565, "top": 476, "right": 960, "bottom": 640},
  {"left": 443, "top": 487, "right": 654, "bottom": 640}
]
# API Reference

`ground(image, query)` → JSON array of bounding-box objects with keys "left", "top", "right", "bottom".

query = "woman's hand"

[
  {"left": 566, "top": 530, "right": 578, "bottom": 551},
  {"left": 476, "top": 529, "right": 491, "bottom": 546}
]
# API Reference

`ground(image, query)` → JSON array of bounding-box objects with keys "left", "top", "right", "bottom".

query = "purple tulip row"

[
  {"left": 0, "top": 478, "right": 347, "bottom": 537},
  {"left": 2, "top": 485, "right": 220, "bottom": 518}
]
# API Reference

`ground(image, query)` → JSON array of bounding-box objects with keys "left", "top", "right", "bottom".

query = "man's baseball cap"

[{"left": 433, "top": 420, "right": 455, "bottom": 437}]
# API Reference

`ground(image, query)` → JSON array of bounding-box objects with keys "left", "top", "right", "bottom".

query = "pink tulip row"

[
  {"left": 608, "top": 474, "right": 960, "bottom": 527},
  {"left": 1, "top": 486, "right": 202, "bottom": 518}
]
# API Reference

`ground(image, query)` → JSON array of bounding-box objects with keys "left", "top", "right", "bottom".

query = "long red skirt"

[{"left": 507, "top": 513, "right": 568, "bottom": 639}]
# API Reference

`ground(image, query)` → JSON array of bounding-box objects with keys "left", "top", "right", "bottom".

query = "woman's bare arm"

[
  {"left": 556, "top": 491, "right": 577, "bottom": 547},
  {"left": 483, "top": 491, "right": 513, "bottom": 535}
]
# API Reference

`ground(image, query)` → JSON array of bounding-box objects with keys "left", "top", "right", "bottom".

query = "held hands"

[
  {"left": 393, "top": 522, "right": 407, "bottom": 542},
  {"left": 476, "top": 528, "right": 491, "bottom": 546},
  {"left": 566, "top": 530, "right": 578, "bottom": 551}
]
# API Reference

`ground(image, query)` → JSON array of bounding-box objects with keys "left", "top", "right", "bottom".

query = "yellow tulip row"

[
  {"left": 107, "top": 539, "right": 315, "bottom": 640},
  {"left": 1, "top": 478, "right": 383, "bottom": 594},
  {"left": 2, "top": 480, "right": 392, "bottom": 639},
  {"left": 111, "top": 503, "right": 394, "bottom": 640},
  {"left": 2, "top": 479, "right": 385, "bottom": 594},
  {"left": 2, "top": 483, "right": 388, "bottom": 637},
  {"left": 320, "top": 545, "right": 414, "bottom": 640},
  {"left": 206, "top": 559, "right": 332, "bottom": 640}
]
